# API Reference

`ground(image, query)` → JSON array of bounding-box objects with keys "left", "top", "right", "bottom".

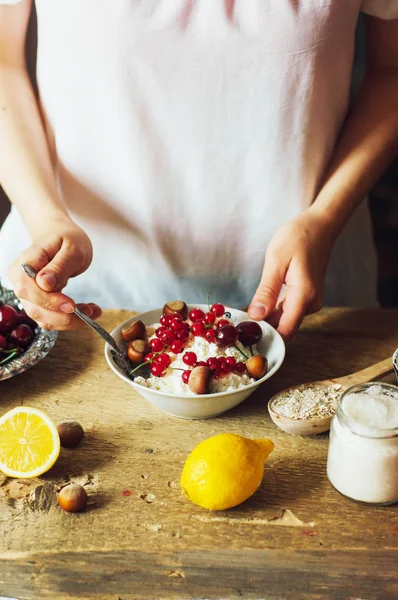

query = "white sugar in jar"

[{"left": 327, "top": 383, "right": 398, "bottom": 505}]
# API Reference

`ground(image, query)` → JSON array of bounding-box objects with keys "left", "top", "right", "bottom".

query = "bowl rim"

[{"left": 104, "top": 304, "right": 286, "bottom": 399}]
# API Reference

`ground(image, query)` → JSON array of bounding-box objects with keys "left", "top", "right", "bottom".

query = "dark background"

[{"left": 1, "top": 11, "right": 397, "bottom": 306}]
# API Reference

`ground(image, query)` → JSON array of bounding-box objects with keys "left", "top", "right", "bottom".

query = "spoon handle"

[
  {"left": 335, "top": 356, "right": 394, "bottom": 389},
  {"left": 20, "top": 263, "right": 121, "bottom": 356}
]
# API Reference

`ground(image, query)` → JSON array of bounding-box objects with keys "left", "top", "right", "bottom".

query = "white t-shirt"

[{"left": 1, "top": 0, "right": 397, "bottom": 310}]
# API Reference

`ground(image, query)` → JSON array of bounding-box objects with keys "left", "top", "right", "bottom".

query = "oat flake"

[{"left": 271, "top": 384, "right": 342, "bottom": 420}]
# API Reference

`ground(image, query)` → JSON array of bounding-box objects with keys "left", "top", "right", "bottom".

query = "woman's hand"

[
  {"left": 248, "top": 211, "right": 336, "bottom": 341},
  {"left": 7, "top": 217, "right": 102, "bottom": 330}
]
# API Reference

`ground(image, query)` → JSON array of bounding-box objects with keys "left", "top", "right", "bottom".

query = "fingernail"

[
  {"left": 60, "top": 303, "right": 75, "bottom": 314},
  {"left": 41, "top": 273, "right": 57, "bottom": 290},
  {"left": 248, "top": 303, "right": 266, "bottom": 319}
]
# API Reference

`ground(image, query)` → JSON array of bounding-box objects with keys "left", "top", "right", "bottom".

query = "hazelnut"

[
  {"left": 121, "top": 319, "right": 146, "bottom": 343},
  {"left": 127, "top": 339, "right": 150, "bottom": 365},
  {"left": 246, "top": 355, "right": 268, "bottom": 380},
  {"left": 163, "top": 301, "right": 188, "bottom": 321},
  {"left": 188, "top": 365, "right": 213, "bottom": 395},
  {"left": 58, "top": 483, "right": 87, "bottom": 513},
  {"left": 57, "top": 421, "right": 84, "bottom": 448}
]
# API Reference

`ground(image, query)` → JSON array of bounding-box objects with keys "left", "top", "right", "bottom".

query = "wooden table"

[{"left": 0, "top": 308, "right": 397, "bottom": 600}]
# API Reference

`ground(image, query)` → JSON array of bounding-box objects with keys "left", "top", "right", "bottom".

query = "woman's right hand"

[{"left": 7, "top": 218, "right": 102, "bottom": 330}]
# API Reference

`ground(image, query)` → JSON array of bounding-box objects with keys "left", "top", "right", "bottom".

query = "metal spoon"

[{"left": 21, "top": 264, "right": 131, "bottom": 373}]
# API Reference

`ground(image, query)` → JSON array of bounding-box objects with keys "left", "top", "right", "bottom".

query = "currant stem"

[{"left": 233, "top": 344, "right": 249, "bottom": 360}]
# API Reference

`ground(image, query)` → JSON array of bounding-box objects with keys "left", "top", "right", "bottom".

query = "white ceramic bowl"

[{"left": 105, "top": 305, "right": 285, "bottom": 419}]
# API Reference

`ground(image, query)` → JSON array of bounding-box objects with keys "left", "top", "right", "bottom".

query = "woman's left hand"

[{"left": 248, "top": 211, "right": 337, "bottom": 341}]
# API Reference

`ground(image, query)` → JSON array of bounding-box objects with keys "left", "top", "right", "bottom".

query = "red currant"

[
  {"left": 182, "top": 370, "right": 191, "bottom": 384},
  {"left": 170, "top": 340, "right": 184, "bottom": 354},
  {"left": 149, "top": 338, "right": 164, "bottom": 353},
  {"left": 210, "top": 303, "right": 225, "bottom": 318},
  {"left": 225, "top": 356, "right": 237, "bottom": 369},
  {"left": 189, "top": 308, "right": 205, "bottom": 322},
  {"left": 176, "top": 329, "right": 190, "bottom": 343},
  {"left": 170, "top": 317, "right": 185, "bottom": 331},
  {"left": 217, "top": 356, "right": 227, "bottom": 364},
  {"left": 235, "top": 361, "right": 246, "bottom": 374},
  {"left": 220, "top": 362, "right": 231, "bottom": 374},
  {"left": 160, "top": 314, "right": 172, "bottom": 327},
  {"left": 182, "top": 351, "right": 197, "bottom": 366},
  {"left": 156, "top": 326, "right": 167, "bottom": 337},
  {"left": 156, "top": 353, "right": 171, "bottom": 367},
  {"left": 196, "top": 361, "right": 208, "bottom": 367},
  {"left": 216, "top": 318, "right": 230, "bottom": 329},
  {"left": 150, "top": 362, "right": 166, "bottom": 377},
  {"left": 144, "top": 352, "right": 155, "bottom": 362},
  {"left": 203, "top": 312, "right": 216, "bottom": 325},
  {"left": 207, "top": 358, "right": 218, "bottom": 372},
  {"left": 204, "top": 329, "right": 215, "bottom": 343},
  {"left": 191, "top": 321, "right": 206, "bottom": 337},
  {"left": 158, "top": 329, "right": 175, "bottom": 345}
]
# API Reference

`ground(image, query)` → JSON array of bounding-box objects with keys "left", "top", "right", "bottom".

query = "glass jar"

[{"left": 327, "top": 382, "right": 398, "bottom": 506}]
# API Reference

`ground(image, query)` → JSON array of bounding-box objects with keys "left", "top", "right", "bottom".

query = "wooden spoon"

[{"left": 268, "top": 357, "right": 395, "bottom": 436}]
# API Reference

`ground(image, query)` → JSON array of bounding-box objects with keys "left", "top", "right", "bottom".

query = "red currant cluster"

[
  {"left": 180, "top": 351, "right": 247, "bottom": 384},
  {"left": 0, "top": 303, "right": 37, "bottom": 366}
]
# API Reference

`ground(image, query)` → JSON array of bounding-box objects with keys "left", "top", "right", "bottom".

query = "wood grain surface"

[{"left": 0, "top": 308, "right": 397, "bottom": 600}]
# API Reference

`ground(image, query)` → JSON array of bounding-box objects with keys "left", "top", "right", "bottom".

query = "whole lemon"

[{"left": 180, "top": 433, "right": 274, "bottom": 510}]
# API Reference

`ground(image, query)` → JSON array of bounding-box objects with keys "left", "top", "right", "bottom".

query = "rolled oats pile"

[{"left": 271, "top": 384, "right": 342, "bottom": 420}]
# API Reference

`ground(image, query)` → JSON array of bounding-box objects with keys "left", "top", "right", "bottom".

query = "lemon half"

[{"left": 0, "top": 406, "right": 60, "bottom": 478}]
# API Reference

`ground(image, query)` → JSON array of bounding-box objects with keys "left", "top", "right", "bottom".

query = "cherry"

[
  {"left": 191, "top": 321, "right": 206, "bottom": 337},
  {"left": 0, "top": 335, "right": 7, "bottom": 351},
  {"left": 189, "top": 308, "right": 205, "bottom": 322},
  {"left": 176, "top": 329, "right": 190, "bottom": 343},
  {"left": 149, "top": 338, "right": 164, "bottom": 353},
  {"left": 8, "top": 324, "right": 34, "bottom": 349},
  {"left": 156, "top": 353, "right": 171, "bottom": 367},
  {"left": 210, "top": 303, "right": 225, "bottom": 318},
  {"left": 204, "top": 329, "right": 215, "bottom": 343},
  {"left": 225, "top": 356, "right": 237, "bottom": 369},
  {"left": 159, "top": 314, "right": 173, "bottom": 327},
  {"left": 182, "top": 370, "right": 191, "bottom": 384},
  {"left": 236, "top": 321, "right": 263, "bottom": 346},
  {"left": 158, "top": 329, "right": 175, "bottom": 345},
  {"left": 215, "top": 325, "right": 238, "bottom": 348},
  {"left": 216, "top": 318, "right": 230, "bottom": 329},
  {"left": 169, "top": 340, "right": 184, "bottom": 354},
  {"left": 203, "top": 312, "right": 216, "bottom": 325},
  {"left": 0, "top": 305, "right": 18, "bottom": 335},
  {"left": 16, "top": 312, "right": 38, "bottom": 331},
  {"left": 182, "top": 351, "right": 197, "bottom": 367},
  {"left": 150, "top": 362, "right": 166, "bottom": 377},
  {"left": 235, "top": 361, "right": 246, "bottom": 374}
]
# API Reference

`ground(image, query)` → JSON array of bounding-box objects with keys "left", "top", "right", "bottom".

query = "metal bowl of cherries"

[{"left": 0, "top": 283, "right": 58, "bottom": 381}]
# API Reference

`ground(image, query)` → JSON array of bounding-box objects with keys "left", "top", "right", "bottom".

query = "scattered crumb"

[{"left": 140, "top": 493, "right": 156, "bottom": 503}]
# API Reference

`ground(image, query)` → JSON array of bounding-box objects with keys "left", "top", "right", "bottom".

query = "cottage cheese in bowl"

[
  {"left": 135, "top": 331, "right": 258, "bottom": 394},
  {"left": 105, "top": 304, "right": 285, "bottom": 419}
]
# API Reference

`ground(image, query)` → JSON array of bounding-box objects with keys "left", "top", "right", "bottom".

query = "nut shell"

[
  {"left": 127, "top": 339, "right": 150, "bottom": 365},
  {"left": 121, "top": 319, "right": 146, "bottom": 343},
  {"left": 58, "top": 483, "right": 87, "bottom": 513},
  {"left": 246, "top": 355, "right": 268, "bottom": 380},
  {"left": 57, "top": 421, "right": 84, "bottom": 448},
  {"left": 188, "top": 365, "right": 213, "bottom": 395},
  {"left": 163, "top": 300, "right": 188, "bottom": 321}
]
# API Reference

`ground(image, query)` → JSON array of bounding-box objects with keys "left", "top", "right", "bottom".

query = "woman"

[{"left": 0, "top": 1, "right": 397, "bottom": 340}]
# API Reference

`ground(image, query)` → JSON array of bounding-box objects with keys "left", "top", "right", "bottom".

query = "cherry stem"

[
  {"left": 249, "top": 344, "right": 254, "bottom": 357},
  {"left": 0, "top": 350, "right": 19, "bottom": 366},
  {"left": 129, "top": 360, "right": 151, "bottom": 376},
  {"left": 207, "top": 291, "right": 212, "bottom": 312},
  {"left": 233, "top": 344, "right": 249, "bottom": 360}
]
